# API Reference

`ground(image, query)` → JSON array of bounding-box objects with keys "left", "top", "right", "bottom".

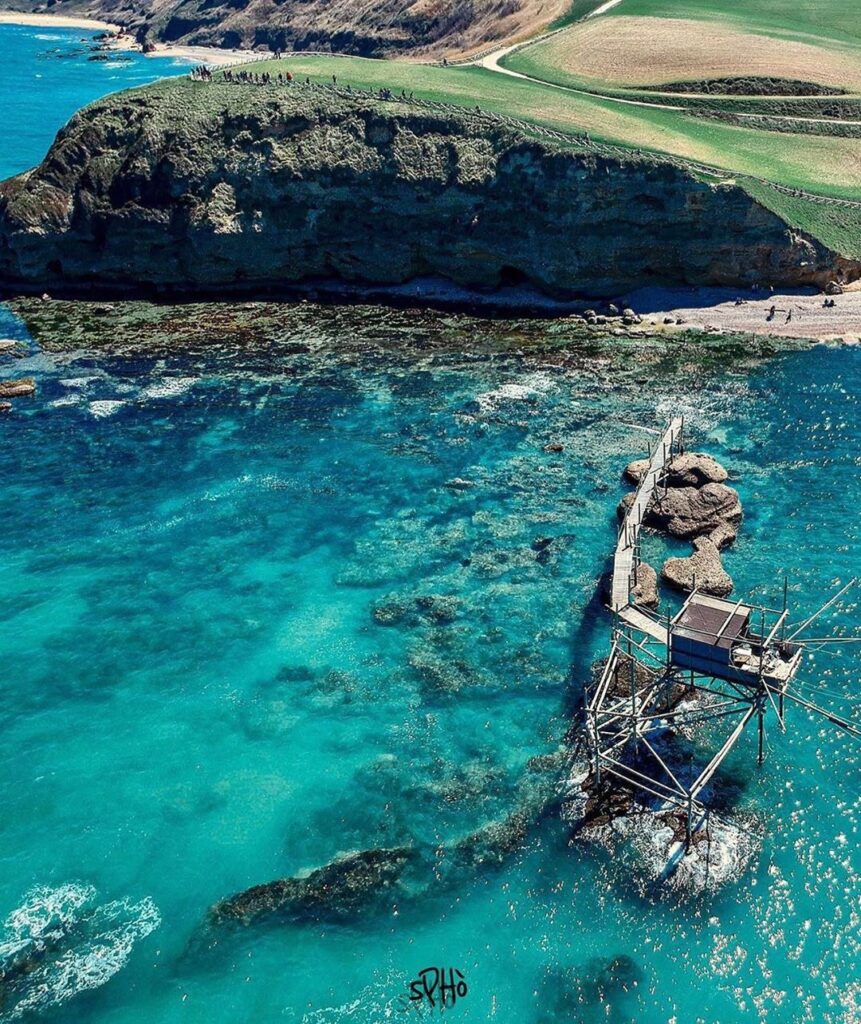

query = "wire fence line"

[{"left": 196, "top": 72, "right": 861, "bottom": 211}]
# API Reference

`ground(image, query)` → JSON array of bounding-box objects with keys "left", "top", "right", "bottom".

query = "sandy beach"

[
  {"left": 0, "top": 11, "right": 119, "bottom": 31},
  {"left": 142, "top": 42, "right": 255, "bottom": 66},
  {"left": 625, "top": 285, "right": 861, "bottom": 343},
  {"left": 0, "top": 11, "right": 254, "bottom": 65}
]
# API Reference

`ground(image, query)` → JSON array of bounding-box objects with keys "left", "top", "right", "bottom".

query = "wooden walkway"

[{"left": 610, "top": 418, "right": 683, "bottom": 642}]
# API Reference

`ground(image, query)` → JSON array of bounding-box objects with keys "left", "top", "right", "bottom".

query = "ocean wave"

[
  {"left": 88, "top": 400, "right": 126, "bottom": 419},
  {"left": 564, "top": 762, "right": 761, "bottom": 896},
  {"left": 139, "top": 377, "right": 197, "bottom": 401},
  {"left": 0, "top": 883, "right": 161, "bottom": 1021}
]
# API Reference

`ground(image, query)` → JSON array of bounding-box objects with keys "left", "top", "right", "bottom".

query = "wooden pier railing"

[{"left": 610, "top": 417, "right": 683, "bottom": 642}]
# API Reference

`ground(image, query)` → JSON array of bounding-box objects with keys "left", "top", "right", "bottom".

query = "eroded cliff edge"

[{"left": 0, "top": 80, "right": 857, "bottom": 300}]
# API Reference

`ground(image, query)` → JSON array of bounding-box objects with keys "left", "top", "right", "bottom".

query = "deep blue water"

[{"left": 0, "top": 24, "right": 860, "bottom": 1024}]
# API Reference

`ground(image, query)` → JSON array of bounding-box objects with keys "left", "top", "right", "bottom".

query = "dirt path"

[
  {"left": 478, "top": 46, "right": 688, "bottom": 111},
  {"left": 476, "top": 25, "right": 861, "bottom": 125},
  {"left": 587, "top": 0, "right": 624, "bottom": 16}
]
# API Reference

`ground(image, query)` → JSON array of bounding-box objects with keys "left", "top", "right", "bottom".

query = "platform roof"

[{"left": 673, "top": 594, "right": 753, "bottom": 650}]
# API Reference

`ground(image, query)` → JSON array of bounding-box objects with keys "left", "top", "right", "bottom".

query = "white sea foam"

[
  {"left": 471, "top": 373, "right": 556, "bottom": 414},
  {"left": 0, "top": 882, "right": 95, "bottom": 960},
  {"left": 59, "top": 377, "right": 99, "bottom": 389},
  {"left": 140, "top": 376, "right": 197, "bottom": 400},
  {"left": 89, "top": 400, "right": 125, "bottom": 419},
  {"left": 299, "top": 968, "right": 407, "bottom": 1022},
  {"left": 564, "top": 760, "right": 761, "bottom": 895},
  {"left": 49, "top": 395, "right": 83, "bottom": 408},
  {"left": 0, "top": 884, "right": 161, "bottom": 1021}
]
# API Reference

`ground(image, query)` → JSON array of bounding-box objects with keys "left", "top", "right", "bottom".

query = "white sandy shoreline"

[
  {"left": 0, "top": 11, "right": 119, "bottom": 30},
  {"left": 0, "top": 11, "right": 252, "bottom": 64}
]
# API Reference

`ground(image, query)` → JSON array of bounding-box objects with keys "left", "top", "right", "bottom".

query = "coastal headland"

[{"left": 1, "top": 74, "right": 857, "bottom": 306}]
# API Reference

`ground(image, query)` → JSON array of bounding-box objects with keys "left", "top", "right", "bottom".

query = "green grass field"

[
  {"left": 237, "top": 56, "right": 861, "bottom": 194},
  {"left": 220, "top": 32, "right": 861, "bottom": 258},
  {"left": 595, "top": 0, "right": 861, "bottom": 47}
]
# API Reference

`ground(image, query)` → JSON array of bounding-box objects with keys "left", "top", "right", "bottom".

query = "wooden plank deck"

[
  {"left": 618, "top": 605, "right": 669, "bottom": 645},
  {"left": 610, "top": 418, "right": 683, "bottom": 635}
]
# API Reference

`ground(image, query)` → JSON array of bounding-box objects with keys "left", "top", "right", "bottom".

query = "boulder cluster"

[{"left": 619, "top": 451, "right": 741, "bottom": 597}]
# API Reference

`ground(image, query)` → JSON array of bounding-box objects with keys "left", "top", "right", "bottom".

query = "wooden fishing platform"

[{"left": 585, "top": 416, "right": 859, "bottom": 855}]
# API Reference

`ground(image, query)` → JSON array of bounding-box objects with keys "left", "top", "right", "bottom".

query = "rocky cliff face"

[{"left": 0, "top": 81, "right": 855, "bottom": 300}]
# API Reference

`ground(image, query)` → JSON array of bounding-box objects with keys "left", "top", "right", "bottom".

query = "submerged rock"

[
  {"left": 448, "top": 809, "right": 530, "bottom": 870},
  {"left": 373, "top": 593, "right": 462, "bottom": 627},
  {"left": 209, "top": 847, "right": 413, "bottom": 926},
  {"left": 537, "top": 955, "right": 643, "bottom": 1024},
  {"left": 661, "top": 536, "right": 733, "bottom": 596}
]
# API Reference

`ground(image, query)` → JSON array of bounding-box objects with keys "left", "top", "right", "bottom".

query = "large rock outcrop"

[
  {"left": 0, "top": 82, "right": 856, "bottom": 299},
  {"left": 618, "top": 449, "right": 741, "bottom": 597},
  {"left": 618, "top": 480, "right": 742, "bottom": 543},
  {"left": 624, "top": 452, "right": 728, "bottom": 488},
  {"left": 661, "top": 535, "right": 733, "bottom": 597}
]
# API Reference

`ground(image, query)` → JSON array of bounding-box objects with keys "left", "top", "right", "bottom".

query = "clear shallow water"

[{"left": 1, "top": 27, "right": 860, "bottom": 1024}]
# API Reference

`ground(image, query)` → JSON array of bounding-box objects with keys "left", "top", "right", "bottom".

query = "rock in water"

[
  {"left": 209, "top": 847, "right": 413, "bottom": 926},
  {"left": 538, "top": 954, "right": 644, "bottom": 1021},
  {"left": 0, "top": 377, "right": 35, "bottom": 398},
  {"left": 0, "top": 85, "right": 857, "bottom": 297},
  {"left": 665, "top": 452, "right": 728, "bottom": 487},
  {"left": 661, "top": 536, "right": 733, "bottom": 596},
  {"left": 602, "top": 561, "right": 659, "bottom": 609},
  {"left": 631, "top": 561, "right": 659, "bottom": 609},
  {"left": 708, "top": 519, "right": 738, "bottom": 550},
  {"left": 624, "top": 451, "right": 728, "bottom": 487},
  {"left": 449, "top": 809, "right": 530, "bottom": 869},
  {"left": 623, "top": 457, "right": 651, "bottom": 485},
  {"left": 640, "top": 482, "right": 742, "bottom": 540}
]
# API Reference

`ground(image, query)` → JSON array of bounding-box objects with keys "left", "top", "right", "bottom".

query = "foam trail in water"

[{"left": 0, "top": 883, "right": 161, "bottom": 1021}]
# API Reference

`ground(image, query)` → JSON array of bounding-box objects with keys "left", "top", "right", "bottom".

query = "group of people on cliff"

[{"left": 190, "top": 65, "right": 418, "bottom": 104}]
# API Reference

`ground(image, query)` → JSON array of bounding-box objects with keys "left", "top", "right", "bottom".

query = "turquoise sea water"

[
  {"left": 1, "top": 26, "right": 860, "bottom": 1024},
  {"left": 0, "top": 24, "right": 192, "bottom": 180}
]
